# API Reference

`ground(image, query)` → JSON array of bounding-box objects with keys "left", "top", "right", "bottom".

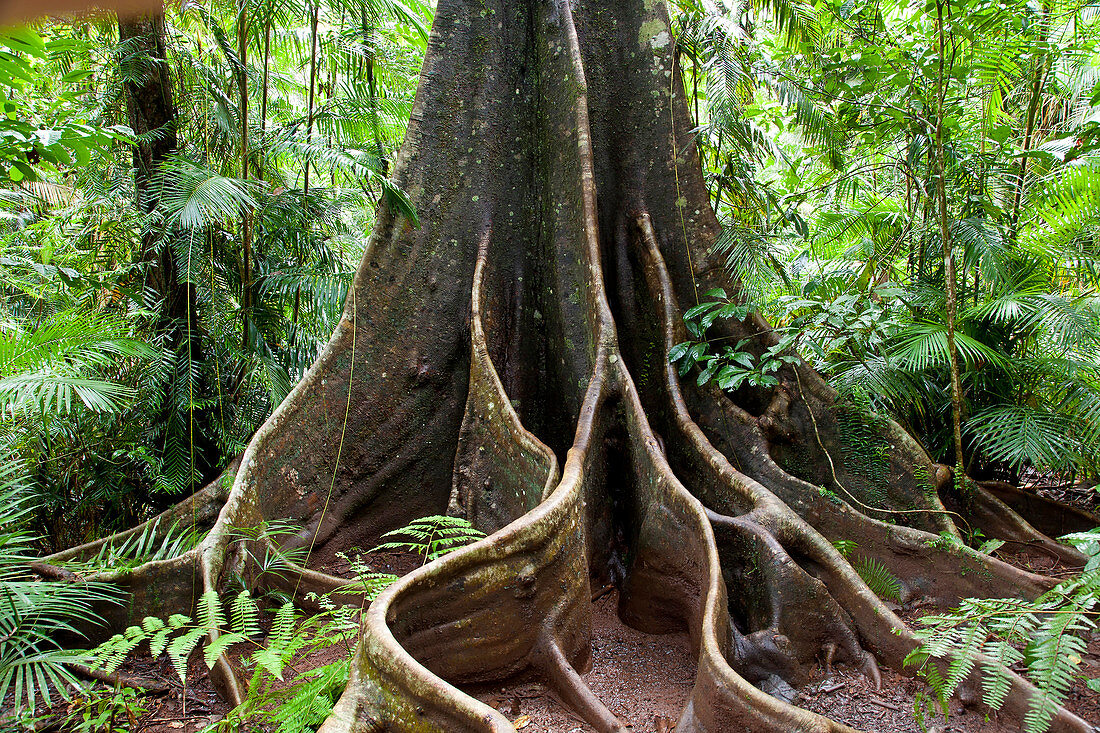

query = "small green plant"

[
  {"left": 855, "top": 557, "right": 902, "bottom": 602},
  {"left": 831, "top": 539, "right": 858, "bottom": 557},
  {"left": 667, "top": 289, "right": 799, "bottom": 391},
  {"left": 375, "top": 515, "right": 486, "bottom": 565},
  {"left": 89, "top": 515, "right": 479, "bottom": 733},
  {"left": 830, "top": 539, "right": 902, "bottom": 601},
  {"left": 1059, "top": 527, "right": 1100, "bottom": 571},
  {"left": 927, "top": 530, "right": 965, "bottom": 551},
  {"left": 92, "top": 588, "right": 345, "bottom": 733},
  {"left": 0, "top": 454, "right": 120, "bottom": 719},
  {"left": 63, "top": 684, "right": 148, "bottom": 733},
  {"left": 334, "top": 550, "right": 398, "bottom": 600},
  {"left": 228, "top": 520, "right": 311, "bottom": 575}
]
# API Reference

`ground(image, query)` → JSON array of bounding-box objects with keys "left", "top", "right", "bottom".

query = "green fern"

[
  {"left": 60, "top": 519, "right": 204, "bottom": 574},
  {"left": 0, "top": 453, "right": 120, "bottom": 717},
  {"left": 0, "top": 313, "right": 154, "bottom": 415},
  {"left": 854, "top": 557, "right": 902, "bottom": 602},
  {"left": 374, "top": 515, "right": 486, "bottom": 565},
  {"left": 91, "top": 514, "right": 469, "bottom": 729},
  {"left": 831, "top": 539, "right": 858, "bottom": 557},
  {"left": 906, "top": 565, "right": 1100, "bottom": 733},
  {"left": 336, "top": 550, "right": 398, "bottom": 601}
]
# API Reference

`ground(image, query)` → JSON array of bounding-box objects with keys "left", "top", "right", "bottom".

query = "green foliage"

[
  {"left": 854, "top": 557, "right": 902, "bottom": 602},
  {"left": 0, "top": 0, "right": 432, "bottom": 544},
  {"left": 92, "top": 589, "right": 288, "bottom": 685},
  {"left": 62, "top": 684, "right": 148, "bottom": 733},
  {"left": 0, "top": 451, "right": 120, "bottom": 719},
  {"left": 668, "top": 288, "right": 799, "bottom": 391},
  {"left": 830, "top": 539, "right": 857, "bottom": 557},
  {"left": 332, "top": 550, "right": 398, "bottom": 601},
  {"left": 0, "top": 312, "right": 154, "bottom": 415},
  {"left": 0, "top": 27, "right": 131, "bottom": 183},
  {"left": 374, "top": 515, "right": 486, "bottom": 565},
  {"left": 905, "top": 531, "right": 1100, "bottom": 732},
  {"left": 60, "top": 519, "right": 205, "bottom": 574},
  {"left": 672, "top": 0, "right": 1100, "bottom": 481},
  {"left": 86, "top": 513, "right": 476, "bottom": 732},
  {"left": 830, "top": 539, "right": 903, "bottom": 600}
]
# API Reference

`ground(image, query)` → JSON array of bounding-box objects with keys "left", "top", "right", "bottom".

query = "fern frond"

[{"left": 855, "top": 557, "right": 901, "bottom": 601}]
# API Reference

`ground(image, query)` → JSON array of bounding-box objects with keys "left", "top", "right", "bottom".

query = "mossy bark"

[{"left": 41, "top": 1, "right": 1095, "bottom": 731}]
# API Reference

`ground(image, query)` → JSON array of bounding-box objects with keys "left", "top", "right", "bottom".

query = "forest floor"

[
  {"left": 29, "top": 585, "right": 1098, "bottom": 733},
  {"left": 1028, "top": 472, "right": 1100, "bottom": 515},
  {"left": 19, "top": 491, "right": 1100, "bottom": 733}
]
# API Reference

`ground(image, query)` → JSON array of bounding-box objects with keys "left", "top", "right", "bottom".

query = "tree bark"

[
  {"left": 934, "top": 0, "right": 966, "bottom": 473},
  {"left": 54, "top": 2, "right": 1093, "bottom": 731},
  {"left": 117, "top": 12, "right": 184, "bottom": 323},
  {"left": 237, "top": 0, "right": 253, "bottom": 350},
  {"left": 118, "top": 12, "right": 220, "bottom": 492}
]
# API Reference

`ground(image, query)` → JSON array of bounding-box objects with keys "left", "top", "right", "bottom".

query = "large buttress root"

[{"left": 41, "top": 0, "right": 1095, "bottom": 731}]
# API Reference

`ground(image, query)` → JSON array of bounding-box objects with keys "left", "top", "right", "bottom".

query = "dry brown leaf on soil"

[{"left": 513, "top": 713, "right": 532, "bottom": 729}]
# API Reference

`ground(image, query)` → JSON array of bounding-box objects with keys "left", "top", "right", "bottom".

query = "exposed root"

[
  {"left": 533, "top": 632, "right": 625, "bottom": 732},
  {"left": 979, "top": 479, "right": 1100, "bottom": 537},
  {"left": 66, "top": 662, "right": 169, "bottom": 694}
]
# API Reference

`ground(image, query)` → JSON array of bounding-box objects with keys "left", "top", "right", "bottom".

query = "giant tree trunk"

[{"left": 46, "top": 1, "right": 1094, "bottom": 731}]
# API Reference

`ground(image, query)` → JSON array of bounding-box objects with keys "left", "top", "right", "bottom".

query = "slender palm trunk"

[
  {"left": 293, "top": 0, "right": 320, "bottom": 326},
  {"left": 363, "top": 9, "right": 387, "bottom": 176},
  {"left": 260, "top": 9, "right": 270, "bottom": 136},
  {"left": 935, "top": 0, "right": 965, "bottom": 471},
  {"left": 1009, "top": 3, "right": 1050, "bottom": 240},
  {"left": 238, "top": 0, "right": 252, "bottom": 351}
]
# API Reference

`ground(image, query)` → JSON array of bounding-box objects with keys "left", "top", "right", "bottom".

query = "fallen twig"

[
  {"left": 67, "top": 662, "right": 170, "bottom": 694},
  {"left": 868, "top": 696, "right": 901, "bottom": 712}
]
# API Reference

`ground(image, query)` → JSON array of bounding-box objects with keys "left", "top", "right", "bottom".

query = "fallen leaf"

[
  {"left": 168, "top": 723, "right": 184, "bottom": 729},
  {"left": 513, "top": 714, "right": 532, "bottom": 729}
]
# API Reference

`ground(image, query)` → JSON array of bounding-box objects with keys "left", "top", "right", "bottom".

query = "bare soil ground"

[
  {"left": 472, "top": 590, "right": 694, "bottom": 732},
  {"left": 1025, "top": 472, "right": 1100, "bottom": 515}
]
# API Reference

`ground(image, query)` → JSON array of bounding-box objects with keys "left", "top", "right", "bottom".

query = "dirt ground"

[
  {"left": 17, "top": 578, "right": 1100, "bottom": 733},
  {"left": 471, "top": 590, "right": 695, "bottom": 732},
  {"left": 472, "top": 589, "right": 1100, "bottom": 733}
]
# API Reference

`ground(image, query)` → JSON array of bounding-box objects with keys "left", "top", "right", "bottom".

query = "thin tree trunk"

[
  {"left": 303, "top": 0, "right": 318, "bottom": 195},
  {"left": 935, "top": 0, "right": 965, "bottom": 471},
  {"left": 238, "top": 0, "right": 252, "bottom": 351},
  {"left": 293, "top": 0, "right": 319, "bottom": 327},
  {"left": 1009, "top": 4, "right": 1050, "bottom": 239},
  {"left": 363, "top": 8, "right": 387, "bottom": 176},
  {"left": 118, "top": 12, "right": 183, "bottom": 318},
  {"left": 260, "top": 9, "right": 270, "bottom": 135}
]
